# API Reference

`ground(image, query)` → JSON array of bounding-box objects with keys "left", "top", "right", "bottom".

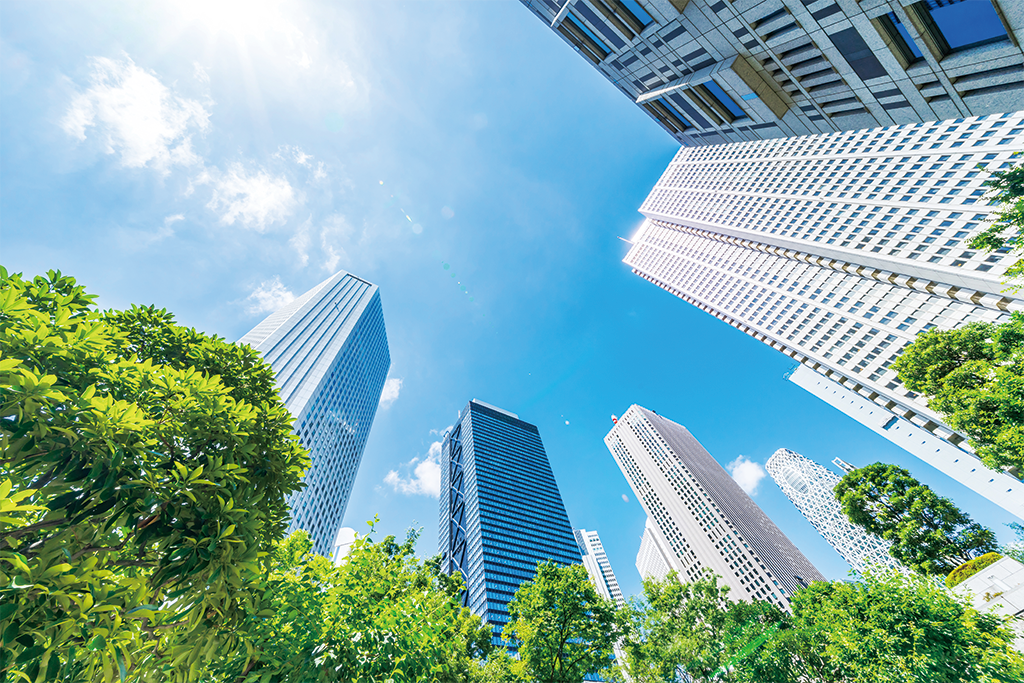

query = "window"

[
  {"left": 558, "top": 16, "right": 610, "bottom": 64},
  {"left": 590, "top": 0, "right": 653, "bottom": 40},
  {"left": 909, "top": 0, "right": 1009, "bottom": 57},
  {"left": 875, "top": 11, "right": 924, "bottom": 66}
]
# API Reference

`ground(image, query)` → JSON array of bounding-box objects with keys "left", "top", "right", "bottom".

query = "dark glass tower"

[{"left": 439, "top": 400, "right": 581, "bottom": 642}]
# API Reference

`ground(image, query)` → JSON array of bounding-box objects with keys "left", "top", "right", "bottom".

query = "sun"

[{"left": 176, "top": 0, "right": 291, "bottom": 40}]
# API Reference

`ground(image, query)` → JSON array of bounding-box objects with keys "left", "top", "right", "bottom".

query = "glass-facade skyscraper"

[
  {"left": 606, "top": 405, "right": 825, "bottom": 608},
  {"left": 766, "top": 449, "right": 902, "bottom": 575},
  {"left": 239, "top": 270, "right": 390, "bottom": 557},
  {"left": 439, "top": 399, "right": 582, "bottom": 642},
  {"left": 623, "top": 112, "right": 1024, "bottom": 517}
]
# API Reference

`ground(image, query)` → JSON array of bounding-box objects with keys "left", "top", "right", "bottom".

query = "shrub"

[{"left": 946, "top": 552, "right": 1003, "bottom": 588}]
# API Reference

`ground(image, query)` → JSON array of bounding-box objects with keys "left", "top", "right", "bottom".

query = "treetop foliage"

[
  {"left": 833, "top": 462, "right": 997, "bottom": 576},
  {"left": 891, "top": 312, "right": 1024, "bottom": 475},
  {"left": 969, "top": 163, "right": 1024, "bottom": 290},
  {"left": 1, "top": 268, "right": 309, "bottom": 682}
]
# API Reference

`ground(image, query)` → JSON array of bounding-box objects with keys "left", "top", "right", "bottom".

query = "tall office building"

[
  {"left": 522, "top": 0, "right": 1023, "bottom": 146},
  {"left": 239, "top": 271, "right": 390, "bottom": 557},
  {"left": 575, "top": 528, "right": 626, "bottom": 606},
  {"left": 766, "top": 449, "right": 902, "bottom": 574},
  {"left": 624, "top": 112, "right": 1024, "bottom": 518},
  {"left": 606, "top": 406, "right": 825, "bottom": 608},
  {"left": 635, "top": 517, "right": 673, "bottom": 582},
  {"left": 439, "top": 400, "right": 582, "bottom": 641}
]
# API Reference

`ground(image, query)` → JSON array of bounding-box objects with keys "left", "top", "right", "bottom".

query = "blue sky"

[{"left": 2, "top": 0, "right": 1018, "bottom": 601}]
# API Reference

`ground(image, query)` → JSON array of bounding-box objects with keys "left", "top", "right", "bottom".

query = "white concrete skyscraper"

[
  {"left": 635, "top": 517, "right": 673, "bottom": 582},
  {"left": 766, "top": 449, "right": 902, "bottom": 575},
  {"left": 574, "top": 528, "right": 626, "bottom": 607},
  {"left": 623, "top": 111, "right": 1024, "bottom": 517},
  {"left": 606, "top": 406, "right": 825, "bottom": 608},
  {"left": 240, "top": 271, "right": 391, "bottom": 557}
]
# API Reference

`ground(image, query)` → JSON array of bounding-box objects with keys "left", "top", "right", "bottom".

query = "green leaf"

[{"left": 87, "top": 634, "right": 106, "bottom": 651}]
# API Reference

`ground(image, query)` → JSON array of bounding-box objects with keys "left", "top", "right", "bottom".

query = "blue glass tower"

[
  {"left": 239, "top": 271, "right": 390, "bottom": 557},
  {"left": 439, "top": 400, "right": 581, "bottom": 642}
]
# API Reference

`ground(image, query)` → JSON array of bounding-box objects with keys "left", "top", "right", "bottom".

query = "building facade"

[
  {"left": 439, "top": 400, "right": 582, "bottom": 642},
  {"left": 606, "top": 406, "right": 825, "bottom": 608},
  {"left": 636, "top": 516, "right": 674, "bottom": 581},
  {"left": 766, "top": 448, "right": 903, "bottom": 574},
  {"left": 623, "top": 112, "right": 1024, "bottom": 517},
  {"left": 239, "top": 271, "right": 390, "bottom": 557},
  {"left": 522, "top": 0, "right": 1024, "bottom": 146},
  {"left": 575, "top": 528, "right": 627, "bottom": 606}
]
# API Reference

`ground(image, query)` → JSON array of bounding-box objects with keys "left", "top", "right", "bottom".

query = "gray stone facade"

[{"left": 521, "top": 0, "right": 1024, "bottom": 145}]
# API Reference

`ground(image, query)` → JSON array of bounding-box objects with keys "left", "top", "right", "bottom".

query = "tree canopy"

[
  {"left": 196, "top": 526, "right": 494, "bottom": 682},
  {"left": 833, "top": 463, "right": 997, "bottom": 575},
  {"left": 890, "top": 312, "right": 1024, "bottom": 475},
  {"left": 502, "top": 562, "right": 620, "bottom": 683},
  {"left": 969, "top": 163, "right": 1024, "bottom": 291},
  {"left": 1, "top": 268, "right": 309, "bottom": 682}
]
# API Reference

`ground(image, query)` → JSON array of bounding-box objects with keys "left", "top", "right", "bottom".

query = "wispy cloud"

[
  {"left": 290, "top": 217, "right": 312, "bottom": 267},
  {"left": 319, "top": 213, "right": 351, "bottom": 271},
  {"left": 202, "top": 163, "right": 299, "bottom": 231},
  {"left": 246, "top": 276, "right": 295, "bottom": 315},
  {"left": 727, "top": 456, "right": 767, "bottom": 496},
  {"left": 384, "top": 441, "right": 442, "bottom": 497},
  {"left": 379, "top": 377, "right": 402, "bottom": 409},
  {"left": 61, "top": 55, "right": 210, "bottom": 172}
]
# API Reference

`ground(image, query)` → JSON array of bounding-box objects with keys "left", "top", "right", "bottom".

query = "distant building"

[
  {"left": 635, "top": 517, "right": 673, "bottom": 582},
  {"left": 521, "top": 0, "right": 1024, "bottom": 146},
  {"left": 332, "top": 527, "right": 359, "bottom": 565},
  {"left": 606, "top": 405, "right": 824, "bottom": 609},
  {"left": 439, "top": 400, "right": 582, "bottom": 643},
  {"left": 575, "top": 528, "right": 626, "bottom": 606},
  {"left": 239, "top": 271, "right": 390, "bottom": 557},
  {"left": 766, "top": 448, "right": 902, "bottom": 574},
  {"left": 623, "top": 113, "right": 1024, "bottom": 517}
]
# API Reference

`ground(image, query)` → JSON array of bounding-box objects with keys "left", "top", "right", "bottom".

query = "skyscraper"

[
  {"left": 239, "top": 270, "right": 390, "bottom": 557},
  {"left": 766, "top": 448, "right": 902, "bottom": 575},
  {"left": 635, "top": 517, "right": 673, "bottom": 582},
  {"left": 521, "top": 0, "right": 1023, "bottom": 146},
  {"left": 606, "top": 406, "right": 825, "bottom": 608},
  {"left": 439, "top": 400, "right": 582, "bottom": 642},
  {"left": 623, "top": 112, "right": 1024, "bottom": 517},
  {"left": 575, "top": 528, "right": 626, "bottom": 606}
]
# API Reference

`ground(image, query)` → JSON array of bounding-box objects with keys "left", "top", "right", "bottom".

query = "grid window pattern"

[
  {"left": 440, "top": 400, "right": 582, "bottom": 645},
  {"left": 766, "top": 449, "right": 903, "bottom": 575},
  {"left": 521, "top": 0, "right": 1024, "bottom": 147},
  {"left": 635, "top": 516, "right": 673, "bottom": 582},
  {"left": 575, "top": 528, "right": 626, "bottom": 607},
  {"left": 625, "top": 113, "right": 1023, "bottom": 463},
  {"left": 606, "top": 406, "right": 825, "bottom": 609},
  {"left": 239, "top": 271, "right": 391, "bottom": 557}
]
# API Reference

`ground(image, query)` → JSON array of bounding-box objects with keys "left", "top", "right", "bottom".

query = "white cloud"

[
  {"left": 246, "top": 276, "right": 295, "bottom": 315},
  {"left": 313, "top": 161, "right": 327, "bottom": 181},
  {"left": 319, "top": 213, "right": 352, "bottom": 271},
  {"left": 727, "top": 456, "right": 767, "bottom": 496},
  {"left": 117, "top": 213, "right": 183, "bottom": 251},
  {"left": 384, "top": 441, "right": 442, "bottom": 497},
  {"left": 62, "top": 55, "right": 210, "bottom": 172},
  {"left": 192, "top": 62, "right": 210, "bottom": 84},
  {"left": 203, "top": 163, "right": 298, "bottom": 231},
  {"left": 290, "top": 217, "right": 312, "bottom": 267},
  {"left": 379, "top": 377, "right": 402, "bottom": 409}
]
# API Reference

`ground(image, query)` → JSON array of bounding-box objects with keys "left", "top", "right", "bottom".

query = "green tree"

[
  {"left": 196, "top": 526, "right": 494, "bottom": 682},
  {"left": 503, "top": 562, "right": 620, "bottom": 682},
  {"left": 890, "top": 312, "right": 1024, "bottom": 474},
  {"left": 1, "top": 269, "right": 309, "bottom": 682},
  {"left": 789, "top": 568, "right": 1024, "bottom": 683},
  {"left": 615, "top": 572, "right": 792, "bottom": 683},
  {"left": 833, "top": 463, "right": 997, "bottom": 576},
  {"left": 1001, "top": 522, "right": 1024, "bottom": 564},
  {"left": 968, "top": 163, "right": 1024, "bottom": 291}
]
